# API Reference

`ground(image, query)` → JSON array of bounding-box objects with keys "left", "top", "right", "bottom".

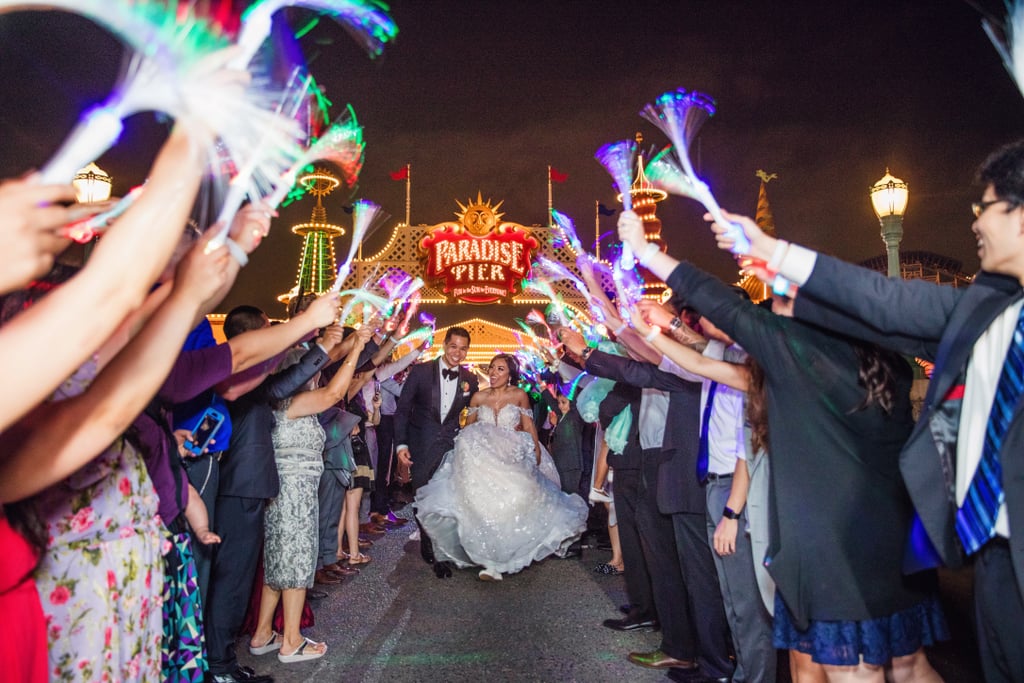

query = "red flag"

[
  {"left": 389, "top": 166, "right": 409, "bottom": 181},
  {"left": 549, "top": 167, "right": 568, "bottom": 183}
]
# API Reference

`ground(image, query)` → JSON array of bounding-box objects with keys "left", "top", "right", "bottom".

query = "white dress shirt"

[
  {"left": 439, "top": 360, "right": 460, "bottom": 419},
  {"left": 659, "top": 339, "right": 749, "bottom": 474}
]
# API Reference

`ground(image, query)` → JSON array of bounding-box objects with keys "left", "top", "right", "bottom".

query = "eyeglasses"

[{"left": 972, "top": 198, "right": 1018, "bottom": 217}]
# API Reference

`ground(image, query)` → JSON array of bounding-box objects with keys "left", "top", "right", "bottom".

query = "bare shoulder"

[
  {"left": 510, "top": 387, "right": 531, "bottom": 406},
  {"left": 469, "top": 388, "right": 490, "bottom": 406}
]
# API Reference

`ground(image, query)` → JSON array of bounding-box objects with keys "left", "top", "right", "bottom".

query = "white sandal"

[
  {"left": 248, "top": 632, "right": 282, "bottom": 655},
  {"left": 278, "top": 637, "right": 327, "bottom": 663}
]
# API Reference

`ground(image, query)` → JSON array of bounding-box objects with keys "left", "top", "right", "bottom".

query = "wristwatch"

[
  {"left": 721, "top": 506, "right": 741, "bottom": 520},
  {"left": 580, "top": 346, "right": 594, "bottom": 361},
  {"left": 669, "top": 316, "right": 683, "bottom": 331}
]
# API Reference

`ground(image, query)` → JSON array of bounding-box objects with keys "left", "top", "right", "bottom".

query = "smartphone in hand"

[{"left": 184, "top": 406, "right": 226, "bottom": 457}]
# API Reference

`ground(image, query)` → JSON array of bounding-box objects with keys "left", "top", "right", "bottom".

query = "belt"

[{"left": 706, "top": 472, "right": 733, "bottom": 481}]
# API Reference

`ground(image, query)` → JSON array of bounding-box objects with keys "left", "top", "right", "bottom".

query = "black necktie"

[{"left": 442, "top": 368, "right": 459, "bottom": 381}]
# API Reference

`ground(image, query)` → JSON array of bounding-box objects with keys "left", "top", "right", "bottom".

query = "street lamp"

[
  {"left": 869, "top": 169, "right": 908, "bottom": 279},
  {"left": 72, "top": 162, "right": 112, "bottom": 203}
]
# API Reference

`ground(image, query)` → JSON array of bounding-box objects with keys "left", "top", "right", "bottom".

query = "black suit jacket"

[
  {"left": 586, "top": 349, "right": 704, "bottom": 515},
  {"left": 792, "top": 254, "right": 1024, "bottom": 588},
  {"left": 394, "top": 359, "right": 479, "bottom": 488},
  {"left": 219, "top": 345, "right": 329, "bottom": 499}
]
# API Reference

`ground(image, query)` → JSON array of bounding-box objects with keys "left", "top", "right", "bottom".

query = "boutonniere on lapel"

[{"left": 461, "top": 380, "right": 470, "bottom": 396}]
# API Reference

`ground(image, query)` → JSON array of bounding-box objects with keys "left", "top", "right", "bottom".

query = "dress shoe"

[
  {"left": 359, "top": 522, "right": 386, "bottom": 536},
  {"left": 618, "top": 603, "right": 633, "bottom": 615},
  {"left": 419, "top": 533, "right": 435, "bottom": 564},
  {"left": 602, "top": 614, "right": 658, "bottom": 631},
  {"left": 322, "top": 561, "right": 358, "bottom": 576},
  {"left": 307, "top": 589, "right": 328, "bottom": 600},
  {"left": 207, "top": 665, "right": 273, "bottom": 683},
  {"left": 433, "top": 560, "right": 453, "bottom": 579},
  {"left": 314, "top": 569, "right": 342, "bottom": 585},
  {"left": 627, "top": 649, "right": 698, "bottom": 670},
  {"left": 560, "top": 540, "right": 583, "bottom": 558}
]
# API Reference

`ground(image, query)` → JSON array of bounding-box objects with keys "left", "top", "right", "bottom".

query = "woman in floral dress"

[{"left": 32, "top": 361, "right": 165, "bottom": 682}]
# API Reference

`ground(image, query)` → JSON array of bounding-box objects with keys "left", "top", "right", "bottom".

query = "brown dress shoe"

[
  {"left": 314, "top": 569, "right": 342, "bottom": 585},
  {"left": 322, "top": 561, "right": 359, "bottom": 576},
  {"left": 627, "top": 649, "right": 698, "bottom": 669},
  {"left": 358, "top": 522, "right": 386, "bottom": 536}
]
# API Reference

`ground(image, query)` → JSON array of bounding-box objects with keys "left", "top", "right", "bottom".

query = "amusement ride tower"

[
  {"left": 619, "top": 132, "right": 668, "bottom": 299},
  {"left": 278, "top": 167, "right": 346, "bottom": 307}
]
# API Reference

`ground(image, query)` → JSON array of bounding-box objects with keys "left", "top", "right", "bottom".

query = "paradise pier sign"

[{"left": 421, "top": 194, "right": 539, "bottom": 304}]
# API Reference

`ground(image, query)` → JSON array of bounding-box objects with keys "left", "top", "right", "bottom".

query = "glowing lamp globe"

[
  {"left": 869, "top": 169, "right": 909, "bottom": 219},
  {"left": 73, "top": 163, "right": 112, "bottom": 203}
]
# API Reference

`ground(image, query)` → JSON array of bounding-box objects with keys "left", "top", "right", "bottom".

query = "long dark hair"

[
  {"left": 745, "top": 357, "right": 770, "bottom": 455},
  {"left": 745, "top": 340, "right": 905, "bottom": 457},
  {"left": 490, "top": 353, "right": 520, "bottom": 386},
  {"left": 850, "top": 342, "right": 905, "bottom": 416}
]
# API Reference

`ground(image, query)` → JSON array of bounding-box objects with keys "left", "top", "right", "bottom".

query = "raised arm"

[
  {"left": 225, "top": 291, "right": 339, "bottom": 374},
  {"left": 0, "top": 175, "right": 108, "bottom": 295},
  {"left": 629, "top": 308, "right": 750, "bottom": 392},
  {"left": 287, "top": 326, "right": 371, "bottom": 418},
  {"left": 0, "top": 126, "right": 212, "bottom": 432},
  {"left": 0, "top": 232, "right": 231, "bottom": 502}
]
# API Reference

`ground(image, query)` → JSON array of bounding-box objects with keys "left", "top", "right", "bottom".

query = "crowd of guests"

[
  {"left": 521, "top": 140, "right": 1024, "bottom": 683},
  {"left": 0, "top": 95, "right": 431, "bottom": 682},
  {"left": 2, "top": 66, "right": 1023, "bottom": 681}
]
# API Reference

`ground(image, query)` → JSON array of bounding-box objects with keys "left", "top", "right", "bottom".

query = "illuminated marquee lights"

[{"left": 421, "top": 195, "right": 539, "bottom": 304}]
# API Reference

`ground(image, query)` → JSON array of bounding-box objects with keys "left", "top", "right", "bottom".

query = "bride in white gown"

[{"left": 415, "top": 354, "right": 588, "bottom": 581}]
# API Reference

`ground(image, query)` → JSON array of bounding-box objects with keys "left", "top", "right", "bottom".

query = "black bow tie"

[{"left": 442, "top": 368, "right": 459, "bottom": 381}]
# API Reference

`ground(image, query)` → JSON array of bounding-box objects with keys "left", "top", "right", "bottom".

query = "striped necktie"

[
  {"left": 955, "top": 306, "right": 1024, "bottom": 555},
  {"left": 696, "top": 381, "right": 719, "bottom": 483}
]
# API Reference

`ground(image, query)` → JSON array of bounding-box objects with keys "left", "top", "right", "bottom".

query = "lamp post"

[
  {"left": 72, "top": 162, "right": 112, "bottom": 203},
  {"left": 869, "top": 169, "right": 908, "bottom": 279}
]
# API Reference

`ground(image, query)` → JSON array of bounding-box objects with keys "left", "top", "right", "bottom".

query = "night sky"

[{"left": 2, "top": 1, "right": 1024, "bottom": 317}]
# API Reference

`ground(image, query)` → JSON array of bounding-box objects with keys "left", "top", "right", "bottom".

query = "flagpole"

[
  {"left": 547, "top": 165, "right": 553, "bottom": 227},
  {"left": 594, "top": 200, "right": 600, "bottom": 260},
  {"left": 405, "top": 163, "right": 411, "bottom": 227}
]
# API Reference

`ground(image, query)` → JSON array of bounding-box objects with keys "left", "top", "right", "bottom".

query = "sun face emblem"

[{"left": 455, "top": 192, "right": 505, "bottom": 236}]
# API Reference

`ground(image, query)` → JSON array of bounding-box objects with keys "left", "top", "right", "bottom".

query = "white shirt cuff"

[{"left": 777, "top": 243, "right": 818, "bottom": 286}]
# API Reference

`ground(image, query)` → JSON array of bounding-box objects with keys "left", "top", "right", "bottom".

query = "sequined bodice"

[{"left": 475, "top": 404, "right": 528, "bottom": 432}]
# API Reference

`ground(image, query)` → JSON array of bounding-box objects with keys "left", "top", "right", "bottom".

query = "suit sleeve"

[
  {"left": 394, "top": 363, "right": 425, "bottom": 446},
  {"left": 794, "top": 253, "right": 961, "bottom": 348},
  {"left": 586, "top": 348, "right": 696, "bottom": 392},
  {"left": 263, "top": 346, "right": 329, "bottom": 401}
]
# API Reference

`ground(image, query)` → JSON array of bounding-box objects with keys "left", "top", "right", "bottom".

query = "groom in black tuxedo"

[{"left": 395, "top": 326, "right": 478, "bottom": 577}]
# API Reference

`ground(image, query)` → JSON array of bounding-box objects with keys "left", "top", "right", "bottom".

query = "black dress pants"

[
  {"left": 205, "top": 495, "right": 265, "bottom": 675},
  {"left": 636, "top": 449, "right": 696, "bottom": 661}
]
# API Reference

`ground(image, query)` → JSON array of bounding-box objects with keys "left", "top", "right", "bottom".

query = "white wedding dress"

[{"left": 415, "top": 404, "right": 588, "bottom": 576}]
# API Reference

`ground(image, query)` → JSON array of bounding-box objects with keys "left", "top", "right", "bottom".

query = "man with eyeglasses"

[{"left": 707, "top": 139, "right": 1024, "bottom": 682}]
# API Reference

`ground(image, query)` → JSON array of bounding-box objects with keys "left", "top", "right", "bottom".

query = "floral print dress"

[{"left": 32, "top": 361, "right": 165, "bottom": 682}]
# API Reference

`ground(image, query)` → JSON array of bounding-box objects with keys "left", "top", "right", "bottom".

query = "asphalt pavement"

[{"left": 234, "top": 510, "right": 983, "bottom": 682}]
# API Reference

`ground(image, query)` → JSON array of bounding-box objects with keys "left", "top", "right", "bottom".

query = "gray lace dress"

[{"left": 265, "top": 399, "right": 326, "bottom": 590}]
